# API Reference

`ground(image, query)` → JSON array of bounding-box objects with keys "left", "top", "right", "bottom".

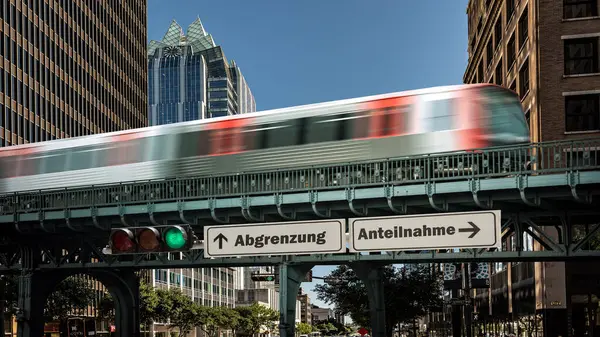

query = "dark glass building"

[
  {"left": 0, "top": 0, "right": 148, "bottom": 147},
  {"left": 147, "top": 18, "right": 256, "bottom": 126}
]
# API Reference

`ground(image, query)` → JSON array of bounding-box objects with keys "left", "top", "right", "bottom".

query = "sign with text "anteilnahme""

[
  {"left": 203, "top": 219, "right": 346, "bottom": 258},
  {"left": 348, "top": 210, "right": 501, "bottom": 253}
]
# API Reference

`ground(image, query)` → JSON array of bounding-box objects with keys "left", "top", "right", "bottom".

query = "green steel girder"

[{"left": 1, "top": 171, "right": 598, "bottom": 233}]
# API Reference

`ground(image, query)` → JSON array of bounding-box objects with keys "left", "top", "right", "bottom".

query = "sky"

[{"left": 147, "top": 0, "right": 470, "bottom": 308}]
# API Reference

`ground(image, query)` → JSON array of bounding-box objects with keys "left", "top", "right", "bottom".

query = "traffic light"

[
  {"left": 305, "top": 270, "right": 313, "bottom": 282},
  {"left": 251, "top": 273, "right": 276, "bottom": 282},
  {"left": 109, "top": 225, "right": 194, "bottom": 254}
]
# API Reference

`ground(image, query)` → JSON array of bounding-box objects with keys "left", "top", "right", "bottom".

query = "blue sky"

[{"left": 148, "top": 0, "right": 470, "bottom": 307}]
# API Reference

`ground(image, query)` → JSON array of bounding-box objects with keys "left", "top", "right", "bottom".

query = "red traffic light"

[{"left": 109, "top": 229, "right": 135, "bottom": 253}]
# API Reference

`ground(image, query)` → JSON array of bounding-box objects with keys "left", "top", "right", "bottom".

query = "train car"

[{"left": 0, "top": 83, "right": 530, "bottom": 194}]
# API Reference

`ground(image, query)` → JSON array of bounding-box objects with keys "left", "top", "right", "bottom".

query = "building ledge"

[
  {"left": 563, "top": 72, "right": 600, "bottom": 79},
  {"left": 562, "top": 16, "right": 600, "bottom": 23},
  {"left": 564, "top": 130, "right": 600, "bottom": 135}
]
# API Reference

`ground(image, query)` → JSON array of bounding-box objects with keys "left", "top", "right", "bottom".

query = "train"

[{"left": 0, "top": 83, "right": 530, "bottom": 194}]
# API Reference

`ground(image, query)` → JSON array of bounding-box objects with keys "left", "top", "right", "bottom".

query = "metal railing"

[{"left": 1, "top": 138, "right": 599, "bottom": 215}]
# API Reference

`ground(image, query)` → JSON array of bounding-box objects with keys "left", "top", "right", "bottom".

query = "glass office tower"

[{"left": 147, "top": 18, "right": 256, "bottom": 126}]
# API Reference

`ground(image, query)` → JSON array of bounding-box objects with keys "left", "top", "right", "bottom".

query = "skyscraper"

[
  {"left": 0, "top": 0, "right": 148, "bottom": 147},
  {"left": 147, "top": 18, "right": 256, "bottom": 126}
]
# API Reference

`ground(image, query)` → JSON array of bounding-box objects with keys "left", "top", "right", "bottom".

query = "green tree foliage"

[
  {"left": 296, "top": 322, "right": 313, "bottom": 334},
  {"left": 166, "top": 288, "right": 202, "bottom": 337},
  {"left": 2, "top": 275, "right": 96, "bottom": 322},
  {"left": 313, "top": 265, "right": 443, "bottom": 336},
  {"left": 233, "top": 303, "right": 279, "bottom": 337},
  {"left": 201, "top": 306, "right": 240, "bottom": 337},
  {"left": 314, "top": 318, "right": 345, "bottom": 335}
]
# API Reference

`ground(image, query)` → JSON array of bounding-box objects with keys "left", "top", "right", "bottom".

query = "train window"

[
  {"left": 351, "top": 111, "right": 371, "bottom": 139},
  {"left": 305, "top": 115, "right": 344, "bottom": 144},
  {"left": 41, "top": 150, "right": 68, "bottom": 174},
  {"left": 178, "top": 131, "right": 210, "bottom": 158},
  {"left": 486, "top": 89, "right": 528, "bottom": 136},
  {"left": 0, "top": 157, "right": 18, "bottom": 178},
  {"left": 69, "top": 147, "right": 96, "bottom": 171},
  {"left": 265, "top": 120, "right": 300, "bottom": 148},
  {"left": 147, "top": 135, "right": 175, "bottom": 161},
  {"left": 425, "top": 98, "right": 456, "bottom": 132}
]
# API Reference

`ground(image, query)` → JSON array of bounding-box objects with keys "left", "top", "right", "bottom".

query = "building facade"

[
  {"left": 1, "top": 1, "right": 147, "bottom": 336},
  {"left": 449, "top": 1, "right": 600, "bottom": 337},
  {"left": 297, "top": 292, "right": 312, "bottom": 325},
  {"left": 147, "top": 18, "right": 256, "bottom": 126},
  {"left": 0, "top": 0, "right": 148, "bottom": 147},
  {"left": 311, "top": 305, "right": 335, "bottom": 323},
  {"left": 152, "top": 266, "right": 238, "bottom": 337}
]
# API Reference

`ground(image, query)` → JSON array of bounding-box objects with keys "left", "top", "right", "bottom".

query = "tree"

[
  {"left": 234, "top": 303, "right": 279, "bottom": 337},
  {"left": 296, "top": 322, "right": 313, "bottom": 335},
  {"left": 313, "top": 265, "right": 443, "bottom": 337},
  {"left": 2, "top": 275, "right": 96, "bottom": 322},
  {"left": 201, "top": 306, "right": 240, "bottom": 337},
  {"left": 165, "top": 288, "right": 202, "bottom": 337}
]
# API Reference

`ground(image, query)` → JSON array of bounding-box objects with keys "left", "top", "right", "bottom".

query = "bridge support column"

[
  {"left": 15, "top": 245, "right": 140, "bottom": 337},
  {"left": 351, "top": 263, "right": 386, "bottom": 337},
  {"left": 16, "top": 271, "right": 46, "bottom": 337},
  {"left": 93, "top": 269, "right": 141, "bottom": 337},
  {"left": 278, "top": 263, "right": 314, "bottom": 337}
]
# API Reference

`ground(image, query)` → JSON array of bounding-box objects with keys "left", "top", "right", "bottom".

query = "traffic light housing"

[
  {"left": 250, "top": 273, "right": 276, "bottom": 282},
  {"left": 305, "top": 270, "right": 313, "bottom": 282},
  {"left": 109, "top": 225, "right": 194, "bottom": 254}
]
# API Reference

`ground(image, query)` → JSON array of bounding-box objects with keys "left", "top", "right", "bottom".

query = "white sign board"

[
  {"left": 349, "top": 210, "right": 501, "bottom": 252},
  {"left": 204, "top": 219, "right": 346, "bottom": 258}
]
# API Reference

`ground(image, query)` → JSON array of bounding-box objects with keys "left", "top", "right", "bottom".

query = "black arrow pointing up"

[
  {"left": 458, "top": 221, "right": 481, "bottom": 238},
  {"left": 213, "top": 233, "right": 228, "bottom": 249}
]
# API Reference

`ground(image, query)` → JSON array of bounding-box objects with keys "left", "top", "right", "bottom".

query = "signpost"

[
  {"left": 348, "top": 210, "right": 500, "bottom": 252},
  {"left": 203, "top": 219, "right": 346, "bottom": 258}
]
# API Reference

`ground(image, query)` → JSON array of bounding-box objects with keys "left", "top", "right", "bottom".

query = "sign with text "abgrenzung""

[{"left": 204, "top": 219, "right": 346, "bottom": 258}]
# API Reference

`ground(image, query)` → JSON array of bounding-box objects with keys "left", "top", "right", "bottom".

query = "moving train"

[{"left": 0, "top": 84, "right": 530, "bottom": 194}]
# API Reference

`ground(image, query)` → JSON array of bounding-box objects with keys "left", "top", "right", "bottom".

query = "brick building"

[{"left": 435, "top": 1, "right": 600, "bottom": 337}]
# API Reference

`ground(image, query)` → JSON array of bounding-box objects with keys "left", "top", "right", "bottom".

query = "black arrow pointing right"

[
  {"left": 213, "top": 233, "right": 228, "bottom": 249},
  {"left": 458, "top": 221, "right": 481, "bottom": 238}
]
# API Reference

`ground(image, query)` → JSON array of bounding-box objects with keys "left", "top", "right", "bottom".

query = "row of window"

[
  {"left": 3, "top": 5, "right": 145, "bottom": 123},
  {"left": 0, "top": 69, "right": 120, "bottom": 142},
  {"left": 1, "top": 0, "right": 146, "bottom": 116},
  {"left": 475, "top": 3, "right": 528, "bottom": 84}
]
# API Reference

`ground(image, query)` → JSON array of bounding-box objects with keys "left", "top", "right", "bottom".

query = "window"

[
  {"left": 507, "top": 34, "right": 516, "bottom": 69},
  {"left": 519, "top": 58, "right": 530, "bottom": 99},
  {"left": 477, "top": 61, "right": 484, "bottom": 82},
  {"left": 563, "top": 0, "right": 598, "bottom": 19},
  {"left": 525, "top": 110, "right": 531, "bottom": 131},
  {"left": 506, "top": 0, "right": 516, "bottom": 20},
  {"left": 487, "top": 40, "right": 494, "bottom": 67},
  {"left": 565, "top": 94, "right": 600, "bottom": 132},
  {"left": 425, "top": 98, "right": 456, "bottom": 132},
  {"left": 564, "top": 38, "right": 599, "bottom": 75},
  {"left": 495, "top": 59, "right": 503, "bottom": 85},
  {"left": 518, "top": 8, "right": 529, "bottom": 50},
  {"left": 494, "top": 18, "right": 503, "bottom": 50}
]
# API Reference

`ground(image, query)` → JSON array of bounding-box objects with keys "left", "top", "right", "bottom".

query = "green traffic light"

[
  {"left": 164, "top": 227, "right": 186, "bottom": 249},
  {"left": 266, "top": 276, "right": 274, "bottom": 281}
]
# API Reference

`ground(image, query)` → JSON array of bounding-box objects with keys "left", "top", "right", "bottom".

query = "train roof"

[{"left": 0, "top": 83, "right": 500, "bottom": 154}]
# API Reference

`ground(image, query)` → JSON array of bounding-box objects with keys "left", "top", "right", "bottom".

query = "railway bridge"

[{"left": 1, "top": 138, "right": 599, "bottom": 337}]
